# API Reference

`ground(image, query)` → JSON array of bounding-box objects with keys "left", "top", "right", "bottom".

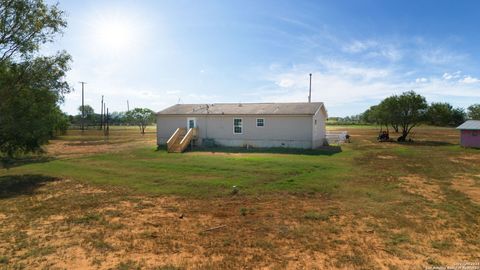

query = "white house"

[{"left": 156, "top": 102, "right": 327, "bottom": 152}]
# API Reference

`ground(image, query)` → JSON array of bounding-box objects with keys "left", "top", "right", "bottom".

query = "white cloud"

[
  {"left": 319, "top": 59, "right": 390, "bottom": 81},
  {"left": 343, "top": 40, "right": 377, "bottom": 53},
  {"left": 441, "top": 71, "right": 479, "bottom": 84},
  {"left": 442, "top": 71, "right": 462, "bottom": 80},
  {"left": 421, "top": 49, "right": 466, "bottom": 65},
  {"left": 442, "top": 73, "right": 453, "bottom": 80},
  {"left": 342, "top": 39, "right": 402, "bottom": 62},
  {"left": 415, "top": 77, "right": 428, "bottom": 83},
  {"left": 459, "top": 76, "right": 480, "bottom": 84},
  {"left": 166, "top": 90, "right": 182, "bottom": 95},
  {"left": 277, "top": 78, "right": 295, "bottom": 88}
]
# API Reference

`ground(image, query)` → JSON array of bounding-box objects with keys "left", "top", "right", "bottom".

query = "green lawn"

[{"left": 2, "top": 146, "right": 353, "bottom": 197}]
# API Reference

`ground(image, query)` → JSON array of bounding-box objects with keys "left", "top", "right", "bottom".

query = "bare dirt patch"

[
  {"left": 400, "top": 175, "right": 445, "bottom": 203},
  {"left": 449, "top": 154, "right": 480, "bottom": 165},
  {"left": 44, "top": 129, "right": 157, "bottom": 158},
  {"left": 377, "top": 155, "right": 396, "bottom": 160},
  {"left": 452, "top": 175, "right": 480, "bottom": 204}
]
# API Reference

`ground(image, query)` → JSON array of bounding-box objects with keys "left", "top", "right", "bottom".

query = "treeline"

[
  {"left": 332, "top": 93, "right": 480, "bottom": 128},
  {"left": 71, "top": 105, "right": 156, "bottom": 134}
]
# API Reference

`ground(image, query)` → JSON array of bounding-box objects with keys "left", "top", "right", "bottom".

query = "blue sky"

[{"left": 47, "top": 0, "right": 480, "bottom": 116}]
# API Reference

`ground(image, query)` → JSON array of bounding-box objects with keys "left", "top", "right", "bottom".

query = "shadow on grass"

[
  {"left": 187, "top": 146, "right": 342, "bottom": 156},
  {"left": 0, "top": 174, "right": 59, "bottom": 199},
  {"left": 0, "top": 156, "right": 55, "bottom": 170},
  {"left": 400, "top": 140, "right": 456, "bottom": 147}
]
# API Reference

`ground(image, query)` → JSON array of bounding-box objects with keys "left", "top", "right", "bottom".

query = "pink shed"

[{"left": 457, "top": 120, "right": 480, "bottom": 148}]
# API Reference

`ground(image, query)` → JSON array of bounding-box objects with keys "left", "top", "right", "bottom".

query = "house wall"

[
  {"left": 157, "top": 114, "right": 315, "bottom": 148},
  {"left": 460, "top": 129, "right": 480, "bottom": 148},
  {"left": 312, "top": 108, "right": 327, "bottom": 148}
]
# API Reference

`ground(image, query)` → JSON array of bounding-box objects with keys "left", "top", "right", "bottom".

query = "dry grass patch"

[
  {"left": 452, "top": 175, "right": 480, "bottom": 204},
  {"left": 399, "top": 175, "right": 445, "bottom": 203}
]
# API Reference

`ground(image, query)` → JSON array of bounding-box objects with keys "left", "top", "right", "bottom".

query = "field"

[{"left": 0, "top": 126, "right": 479, "bottom": 269}]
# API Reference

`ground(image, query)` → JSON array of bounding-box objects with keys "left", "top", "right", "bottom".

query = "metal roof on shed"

[
  {"left": 157, "top": 102, "right": 325, "bottom": 116},
  {"left": 457, "top": 120, "right": 480, "bottom": 130}
]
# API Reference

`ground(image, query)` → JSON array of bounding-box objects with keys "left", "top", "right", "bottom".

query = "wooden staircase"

[{"left": 167, "top": 128, "right": 198, "bottom": 153}]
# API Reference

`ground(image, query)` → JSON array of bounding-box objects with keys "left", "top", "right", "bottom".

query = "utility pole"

[
  {"left": 79, "top": 81, "right": 87, "bottom": 131},
  {"left": 100, "top": 95, "right": 104, "bottom": 130},
  {"left": 308, "top": 73, "right": 312, "bottom": 103},
  {"left": 127, "top": 100, "right": 130, "bottom": 112},
  {"left": 103, "top": 103, "right": 107, "bottom": 132},
  {"left": 105, "top": 107, "right": 110, "bottom": 136}
]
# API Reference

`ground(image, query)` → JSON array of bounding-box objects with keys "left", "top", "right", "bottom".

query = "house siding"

[
  {"left": 157, "top": 114, "right": 320, "bottom": 149},
  {"left": 312, "top": 108, "right": 327, "bottom": 148},
  {"left": 460, "top": 129, "right": 480, "bottom": 148}
]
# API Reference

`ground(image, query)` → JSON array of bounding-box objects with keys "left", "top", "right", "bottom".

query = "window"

[
  {"left": 187, "top": 118, "right": 196, "bottom": 129},
  {"left": 256, "top": 118, "right": 265, "bottom": 127},
  {"left": 233, "top": 118, "right": 243, "bottom": 134}
]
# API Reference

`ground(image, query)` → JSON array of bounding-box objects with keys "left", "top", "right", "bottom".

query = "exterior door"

[{"left": 187, "top": 118, "right": 196, "bottom": 129}]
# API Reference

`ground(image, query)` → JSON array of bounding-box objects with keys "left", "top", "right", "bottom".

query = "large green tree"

[
  {"left": 467, "top": 104, "right": 480, "bottom": 120},
  {"left": 394, "top": 91, "right": 428, "bottom": 141},
  {"left": 126, "top": 108, "right": 156, "bottom": 134},
  {"left": 363, "top": 91, "right": 427, "bottom": 141},
  {"left": 0, "top": 0, "right": 71, "bottom": 158}
]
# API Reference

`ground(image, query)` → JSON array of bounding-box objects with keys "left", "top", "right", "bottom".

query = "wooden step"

[{"left": 167, "top": 127, "right": 197, "bottom": 153}]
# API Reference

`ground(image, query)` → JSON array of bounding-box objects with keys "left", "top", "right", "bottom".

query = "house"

[
  {"left": 156, "top": 102, "right": 327, "bottom": 152},
  {"left": 457, "top": 120, "right": 480, "bottom": 148}
]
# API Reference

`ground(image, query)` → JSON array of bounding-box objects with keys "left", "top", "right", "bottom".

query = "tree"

[
  {"left": 110, "top": 111, "right": 127, "bottom": 125},
  {"left": 0, "top": 0, "right": 70, "bottom": 158},
  {"left": 395, "top": 91, "right": 428, "bottom": 141},
  {"left": 77, "top": 105, "right": 95, "bottom": 126},
  {"left": 378, "top": 96, "right": 401, "bottom": 132},
  {"left": 426, "top": 102, "right": 465, "bottom": 126},
  {"left": 468, "top": 104, "right": 480, "bottom": 120},
  {"left": 361, "top": 105, "right": 380, "bottom": 124},
  {"left": 451, "top": 108, "right": 467, "bottom": 126},
  {"left": 126, "top": 108, "right": 155, "bottom": 134},
  {"left": 0, "top": 0, "right": 66, "bottom": 62}
]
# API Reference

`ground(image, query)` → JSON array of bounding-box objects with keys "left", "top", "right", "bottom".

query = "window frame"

[
  {"left": 233, "top": 117, "right": 243, "bottom": 134},
  {"left": 187, "top": 117, "right": 196, "bottom": 129},
  {"left": 256, "top": 118, "right": 265, "bottom": 128}
]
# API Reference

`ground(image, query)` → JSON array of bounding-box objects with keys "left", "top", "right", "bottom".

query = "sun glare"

[{"left": 89, "top": 11, "right": 142, "bottom": 55}]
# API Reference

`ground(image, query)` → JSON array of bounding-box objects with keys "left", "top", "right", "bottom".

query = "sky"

[{"left": 45, "top": 0, "right": 480, "bottom": 117}]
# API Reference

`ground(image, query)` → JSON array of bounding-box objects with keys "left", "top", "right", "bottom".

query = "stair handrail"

[
  {"left": 167, "top": 128, "right": 184, "bottom": 152},
  {"left": 178, "top": 128, "right": 194, "bottom": 152}
]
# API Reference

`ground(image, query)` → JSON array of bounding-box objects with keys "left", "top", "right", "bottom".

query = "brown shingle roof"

[{"left": 158, "top": 102, "right": 325, "bottom": 116}]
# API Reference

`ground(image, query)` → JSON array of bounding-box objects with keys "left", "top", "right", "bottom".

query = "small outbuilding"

[
  {"left": 157, "top": 102, "right": 328, "bottom": 152},
  {"left": 456, "top": 120, "right": 480, "bottom": 148}
]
